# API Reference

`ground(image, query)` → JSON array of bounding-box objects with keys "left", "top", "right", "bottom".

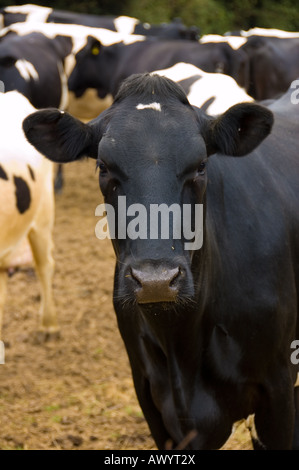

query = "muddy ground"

[{"left": 0, "top": 158, "right": 252, "bottom": 450}]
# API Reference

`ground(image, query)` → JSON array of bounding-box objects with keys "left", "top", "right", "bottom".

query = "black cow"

[
  {"left": 23, "top": 74, "right": 299, "bottom": 450},
  {"left": 0, "top": 4, "right": 199, "bottom": 41},
  {"left": 0, "top": 31, "right": 72, "bottom": 109},
  {"left": 239, "top": 35, "right": 299, "bottom": 100},
  {"left": 68, "top": 37, "right": 249, "bottom": 100}
]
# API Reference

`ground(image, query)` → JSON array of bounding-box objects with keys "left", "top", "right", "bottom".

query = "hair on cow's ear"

[
  {"left": 203, "top": 103, "right": 274, "bottom": 157},
  {"left": 23, "top": 109, "right": 97, "bottom": 163}
]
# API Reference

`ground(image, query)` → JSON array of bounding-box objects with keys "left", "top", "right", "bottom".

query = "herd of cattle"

[{"left": 0, "top": 3, "right": 299, "bottom": 451}]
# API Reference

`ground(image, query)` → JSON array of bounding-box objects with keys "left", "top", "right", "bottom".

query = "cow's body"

[
  {"left": 0, "top": 91, "right": 57, "bottom": 339},
  {"left": 68, "top": 36, "right": 249, "bottom": 100},
  {"left": 153, "top": 62, "right": 253, "bottom": 114},
  {"left": 0, "top": 31, "right": 72, "bottom": 109},
  {"left": 23, "top": 74, "right": 299, "bottom": 449},
  {"left": 240, "top": 35, "right": 299, "bottom": 100},
  {"left": 0, "top": 4, "right": 199, "bottom": 40}
]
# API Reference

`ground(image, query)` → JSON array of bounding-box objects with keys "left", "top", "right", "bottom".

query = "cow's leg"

[
  {"left": 0, "top": 271, "right": 7, "bottom": 340},
  {"left": 28, "top": 223, "right": 59, "bottom": 340},
  {"left": 252, "top": 374, "right": 294, "bottom": 450},
  {"left": 54, "top": 164, "right": 63, "bottom": 194}
]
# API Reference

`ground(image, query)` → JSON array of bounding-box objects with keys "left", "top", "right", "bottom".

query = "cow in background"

[
  {"left": 0, "top": 31, "right": 71, "bottom": 110},
  {"left": 224, "top": 28, "right": 299, "bottom": 99},
  {"left": 0, "top": 4, "right": 199, "bottom": 40},
  {"left": 67, "top": 35, "right": 250, "bottom": 103},
  {"left": 0, "top": 91, "right": 57, "bottom": 341}
]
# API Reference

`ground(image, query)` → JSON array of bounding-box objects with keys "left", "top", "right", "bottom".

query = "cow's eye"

[
  {"left": 97, "top": 161, "right": 108, "bottom": 175},
  {"left": 197, "top": 161, "right": 206, "bottom": 176}
]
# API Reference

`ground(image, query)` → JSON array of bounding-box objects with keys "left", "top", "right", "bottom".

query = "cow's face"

[
  {"left": 97, "top": 90, "right": 208, "bottom": 307},
  {"left": 23, "top": 74, "right": 273, "bottom": 309}
]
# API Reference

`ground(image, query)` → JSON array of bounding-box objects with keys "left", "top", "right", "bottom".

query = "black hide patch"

[
  {"left": 177, "top": 75, "right": 202, "bottom": 94},
  {"left": 13, "top": 176, "right": 31, "bottom": 214},
  {"left": 27, "top": 165, "right": 35, "bottom": 181},
  {"left": 0, "top": 165, "right": 8, "bottom": 180}
]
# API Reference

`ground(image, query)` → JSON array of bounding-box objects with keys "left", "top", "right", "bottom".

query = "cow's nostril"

[
  {"left": 130, "top": 267, "right": 142, "bottom": 289},
  {"left": 169, "top": 267, "right": 181, "bottom": 288}
]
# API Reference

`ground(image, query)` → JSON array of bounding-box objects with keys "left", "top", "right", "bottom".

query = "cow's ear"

[
  {"left": 86, "top": 36, "right": 102, "bottom": 56},
  {"left": 23, "top": 109, "right": 97, "bottom": 163},
  {"left": 202, "top": 103, "right": 274, "bottom": 157}
]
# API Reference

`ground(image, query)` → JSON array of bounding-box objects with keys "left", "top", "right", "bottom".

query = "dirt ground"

[{"left": 0, "top": 158, "right": 252, "bottom": 450}]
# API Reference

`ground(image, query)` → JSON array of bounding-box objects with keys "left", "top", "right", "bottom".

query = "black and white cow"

[
  {"left": 0, "top": 4, "right": 200, "bottom": 40},
  {"left": 0, "top": 91, "right": 57, "bottom": 340},
  {"left": 67, "top": 35, "right": 250, "bottom": 102},
  {"left": 0, "top": 31, "right": 72, "bottom": 110},
  {"left": 23, "top": 74, "right": 299, "bottom": 449}
]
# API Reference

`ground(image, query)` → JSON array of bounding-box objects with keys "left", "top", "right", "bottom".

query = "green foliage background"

[{"left": 0, "top": 0, "right": 298, "bottom": 33}]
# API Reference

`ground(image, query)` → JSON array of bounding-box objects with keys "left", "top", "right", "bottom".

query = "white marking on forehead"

[
  {"left": 136, "top": 102, "right": 162, "bottom": 111},
  {"left": 200, "top": 34, "right": 247, "bottom": 49},
  {"left": 114, "top": 16, "right": 139, "bottom": 35},
  {"left": 15, "top": 59, "right": 39, "bottom": 82},
  {"left": 5, "top": 4, "right": 53, "bottom": 23}
]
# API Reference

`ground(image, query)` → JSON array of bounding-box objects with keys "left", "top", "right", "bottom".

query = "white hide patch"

[
  {"left": 241, "top": 27, "right": 299, "bottom": 38},
  {"left": 4, "top": 4, "right": 53, "bottom": 23},
  {"left": 136, "top": 102, "right": 162, "bottom": 112},
  {"left": 200, "top": 34, "right": 247, "bottom": 49},
  {"left": 0, "top": 22, "right": 146, "bottom": 55},
  {"left": 152, "top": 63, "right": 202, "bottom": 82},
  {"left": 114, "top": 16, "right": 139, "bottom": 35},
  {"left": 15, "top": 59, "right": 39, "bottom": 82}
]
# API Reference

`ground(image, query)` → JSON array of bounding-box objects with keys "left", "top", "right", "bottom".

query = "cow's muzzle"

[{"left": 130, "top": 264, "right": 184, "bottom": 304}]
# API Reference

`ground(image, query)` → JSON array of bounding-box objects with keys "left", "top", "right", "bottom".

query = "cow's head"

[
  {"left": 68, "top": 37, "right": 117, "bottom": 99},
  {"left": 23, "top": 73, "right": 273, "bottom": 311}
]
